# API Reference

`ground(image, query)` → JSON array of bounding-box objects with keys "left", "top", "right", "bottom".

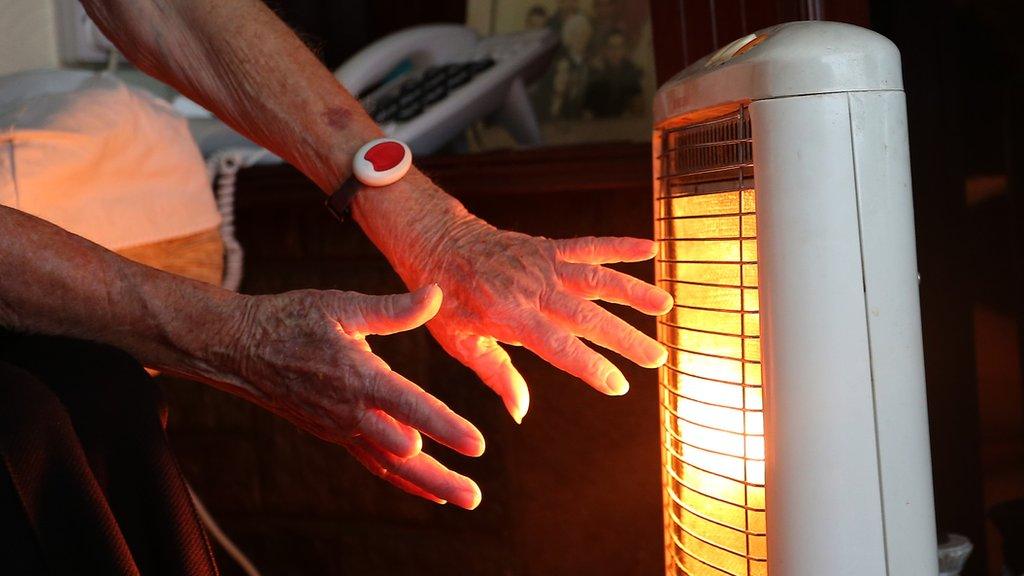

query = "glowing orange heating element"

[{"left": 657, "top": 185, "right": 766, "bottom": 576}]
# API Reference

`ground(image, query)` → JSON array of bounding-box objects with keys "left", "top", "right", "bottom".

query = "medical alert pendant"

[{"left": 326, "top": 137, "right": 412, "bottom": 221}]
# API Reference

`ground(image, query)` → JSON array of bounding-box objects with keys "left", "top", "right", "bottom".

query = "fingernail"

[
  {"left": 658, "top": 292, "right": 675, "bottom": 313},
  {"left": 605, "top": 370, "right": 629, "bottom": 395},
  {"left": 452, "top": 483, "right": 482, "bottom": 510},
  {"left": 654, "top": 346, "right": 668, "bottom": 367},
  {"left": 508, "top": 405, "right": 522, "bottom": 425},
  {"left": 506, "top": 394, "right": 529, "bottom": 425},
  {"left": 461, "top": 488, "right": 482, "bottom": 511},
  {"left": 463, "top": 433, "right": 486, "bottom": 457}
]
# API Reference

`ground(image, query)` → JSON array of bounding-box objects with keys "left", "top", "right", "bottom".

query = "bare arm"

[
  {"left": 0, "top": 205, "right": 484, "bottom": 509},
  {"left": 0, "top": 205, "right": 237, "bottom": 374}
]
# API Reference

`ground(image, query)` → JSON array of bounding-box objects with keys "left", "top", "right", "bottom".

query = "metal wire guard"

[{"left": 656, "top": 108, "right": 767, "bottom": 576}]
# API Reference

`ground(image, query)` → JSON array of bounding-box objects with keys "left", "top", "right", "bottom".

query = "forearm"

[
  {"left": 0, "top": 205, "right": 243, "bottom": 382},
  {"left": 0, "top": 207, "right": 485, "bottom": 504}
]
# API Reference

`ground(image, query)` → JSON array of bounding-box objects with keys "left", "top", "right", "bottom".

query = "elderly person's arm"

[
  {"left": 82, "top": 0, "right": 673, "bottom": 426},
  {"left": 0, "top": 205, "right": 484, "bottom": 509}
]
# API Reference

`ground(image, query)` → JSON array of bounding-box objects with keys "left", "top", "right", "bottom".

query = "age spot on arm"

[{"left": 323, "top": 107, "right": 354, "bottom": 131}]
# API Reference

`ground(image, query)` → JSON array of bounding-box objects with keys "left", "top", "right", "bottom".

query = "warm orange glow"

[{"left": 657, "top": 188, "right": 767, "bottom": 576}]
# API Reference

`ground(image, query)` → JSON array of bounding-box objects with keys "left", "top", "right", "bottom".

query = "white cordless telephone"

[{"left": 336, "top": 24, "right": 558, "bottom": 155}]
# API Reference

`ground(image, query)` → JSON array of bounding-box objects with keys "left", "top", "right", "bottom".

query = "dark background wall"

[
  {"left": 261, "top": 0, "right": 467, "bottom": 70},
  {"left": 159, "top": 1, "right": 1024, "bottom": 575},
  {"left": 868, "top": 1, "right": 1024, "bottom": 573}
]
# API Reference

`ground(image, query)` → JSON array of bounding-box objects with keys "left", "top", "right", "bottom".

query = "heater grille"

[{"left": 656, "top": 108, "right": 767, "bottom": 576}]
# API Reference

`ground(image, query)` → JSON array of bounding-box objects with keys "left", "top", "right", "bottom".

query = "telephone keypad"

[{"left": 368, "top": 58, "right": 496, "bottom": 125}]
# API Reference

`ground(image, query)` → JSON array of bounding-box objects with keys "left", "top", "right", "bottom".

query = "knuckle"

[
  {"left": 351, "top": 409, "right": 372, "bottom": 437},
  {"left": 381, "top": 294, "right": 403, "bottom": 316},
  {"left": 385, "top": 392, "right": 412, "bottom": 421},
  {"left": 586, "top": 355, "right": 610, "bottom": 379},
  {"left": 543, "top": 236, "right": 561, "bottom": 256},
  {"left": 617, "top": 274, "right": 635, "bottom": 295},
  {"left": 361, "top": 369, "right": 389, "bottom": 406},
  {"left": 620, "top": 326, "right": 643, "bottom": 350},
  {"left": 510, "top": 313, "right": 538, "bottom": 337},
  {"left": 441, "top": 477, "right": 462, "bottom": 497},
  {"left": 506, "top": 301, "right": 535, "bottom": 321},
  {"left": 395, "top": 391, "right": 431, "bottom": 425},
  {"left": 578, "top": 238, "right": 598, "bottom": 258},
  {"left": 342, "top": 308, "right": 369, "bottom": 337},
  {"left": 573, "top": 303, "right": 603, "bottom": 328},
  {"left": 583, "top": 265, "right": 602, "bottom": 288},
  {"left": 535, "top": 290, "right": 557, "bottom": 315},
  {"left": 388, "top": 457, "right": 411, "bottom": 479},
  {"left": 548, "top": 334, "right": 576, "bottom": 358},
  {"left": 331, "top": 290, "right": 359, "bottom": 307}
]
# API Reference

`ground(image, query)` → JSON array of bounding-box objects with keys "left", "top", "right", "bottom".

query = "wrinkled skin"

[
  {"left": 390, "top": 215, "right": 675, "bottom": 424},
  {"left": 75, "top": 0, "right": 674, "bottom": 508},
  {"left": 228, "top": 284, "right": 484, "bottom": 509},
  {"left": 224, "top": 211, "right": 673, "bottom": 507}
]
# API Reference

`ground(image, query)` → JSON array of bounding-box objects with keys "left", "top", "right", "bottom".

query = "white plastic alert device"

[
  {"left": 325, "top": 137, "right": 413, "bottom": 221},
  {"left": 353, "top": 138, "right": 412, "bottom": 187},
  {"left": 654, "top": 21, "right": 938, "bottom": 576}
]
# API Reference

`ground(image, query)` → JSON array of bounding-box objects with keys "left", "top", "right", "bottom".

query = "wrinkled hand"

[
  {"left": 397, "top": 217, "right": 674, "bottom": 423},
  {"left": 224, "top": 284, "right": 484, "bottom": 509}
]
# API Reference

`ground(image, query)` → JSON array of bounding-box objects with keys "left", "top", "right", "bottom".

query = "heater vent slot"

[
  {"left": 659, "top": 110, "right": 753, "bottom": 191},
  {"left": 656, "top": 108, "right": 766, "bottom": 576}
]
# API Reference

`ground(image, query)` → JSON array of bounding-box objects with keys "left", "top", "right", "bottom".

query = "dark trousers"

[{"left": 0, "top": 331, "right": 218, "bottom": 575}]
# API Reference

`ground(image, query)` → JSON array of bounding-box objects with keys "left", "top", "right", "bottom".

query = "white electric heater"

[{"left": 653, "top": 21, "right": 938, "bottom": 576}]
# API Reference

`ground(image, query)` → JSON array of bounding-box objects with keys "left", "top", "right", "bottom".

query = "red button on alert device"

[{"left": 353, "top": 138, "right": 412, "bottom": 187}]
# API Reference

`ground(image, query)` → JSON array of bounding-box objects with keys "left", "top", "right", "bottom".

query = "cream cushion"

[{"left": 0, "top": 69, "right": 221, "bottom": 252}]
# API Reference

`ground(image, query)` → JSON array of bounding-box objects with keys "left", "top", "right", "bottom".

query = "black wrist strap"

[{"left": 325, "top": 177, "right": 363, "bottom": 222}]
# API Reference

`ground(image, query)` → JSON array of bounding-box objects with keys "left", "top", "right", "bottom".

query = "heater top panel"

[{"left": 653, "top": 21, "right": 903, "bottom": 127}]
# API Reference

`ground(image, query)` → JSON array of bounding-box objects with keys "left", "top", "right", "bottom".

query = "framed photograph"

[{"left": 466, "top": 0, "right": 656, "bottom": 148}]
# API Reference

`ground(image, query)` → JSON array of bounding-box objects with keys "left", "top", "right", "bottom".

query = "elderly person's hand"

[
  {"left": 1, "top": 205, "right": 486, "bottom": 509},
  {"left": 77, "top": 0, "right": 671, "bottom": 504},
  {"left": 220, "top": 284, "right": 484, "bottom": 508},
  {"left": 373, "top": 200, "right": 674, "bottom": 424}
]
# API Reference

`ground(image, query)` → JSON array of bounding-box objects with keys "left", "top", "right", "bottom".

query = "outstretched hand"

[
  {"left": 392, "top": 217, "right": 673, "bottom": 423},
  {"left": 221, "top": 284, "right": 484, "bottom": 509}
]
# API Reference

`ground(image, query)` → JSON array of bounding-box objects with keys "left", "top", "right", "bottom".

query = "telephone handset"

[
  {"left": 335, "top": 24, "right": 558, "bottom": 155},
  {"left": 335, "top": 25, "right": 479, "bottom": 97}
]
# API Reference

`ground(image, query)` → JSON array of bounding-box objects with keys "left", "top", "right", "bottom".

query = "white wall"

[{"left": 0, "top": 0, "right": 60, "bottom": 76}]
